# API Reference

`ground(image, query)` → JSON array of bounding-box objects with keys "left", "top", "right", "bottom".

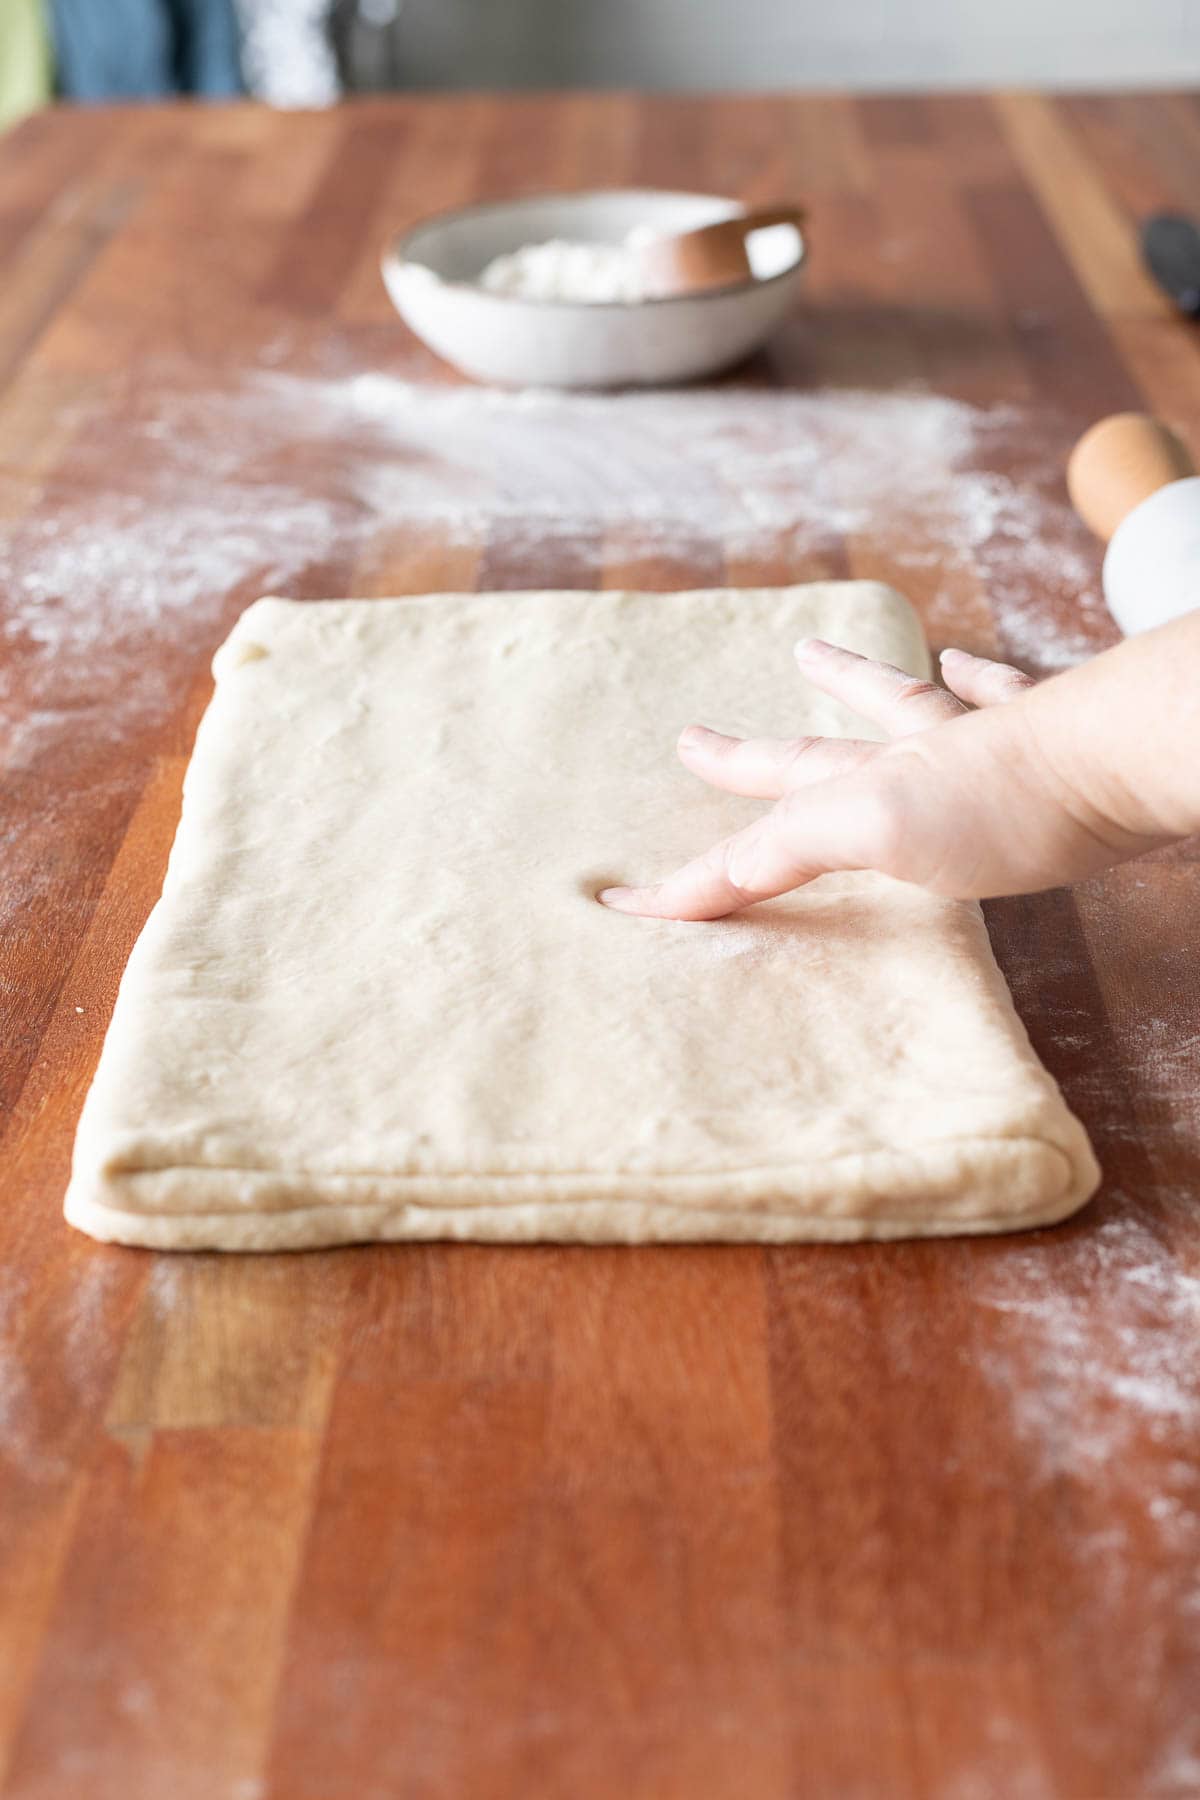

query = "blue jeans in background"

[{"left": 50, "top": 0, "right": 242, "bottom": 99}]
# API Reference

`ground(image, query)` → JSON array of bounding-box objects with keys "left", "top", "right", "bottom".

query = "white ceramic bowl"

[{"left": 381, "top": 188, "right": 807, "bottom": 389}]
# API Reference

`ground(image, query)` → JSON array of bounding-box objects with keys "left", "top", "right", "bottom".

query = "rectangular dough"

[{"left": 66, "top": 584, "right": 1099, "bottom": 1250}]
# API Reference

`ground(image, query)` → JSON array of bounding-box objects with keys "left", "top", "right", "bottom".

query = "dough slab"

[{"left": 66, "top": 584, "right": 1099, "bottom": 1250}]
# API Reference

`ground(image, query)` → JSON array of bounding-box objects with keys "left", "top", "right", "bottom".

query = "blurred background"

[{"left": 2, "top": 0, "right": 1198, "bottom": 127}]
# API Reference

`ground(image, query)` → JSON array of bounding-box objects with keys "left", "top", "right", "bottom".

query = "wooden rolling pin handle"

[{"left": 1067, "top": 412, "right": 1195, "bottom": 543}]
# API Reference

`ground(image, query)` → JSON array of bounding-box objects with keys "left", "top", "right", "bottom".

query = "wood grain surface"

[{"left": 1, "top": 93, "right": 1199, "bottom": 1800}]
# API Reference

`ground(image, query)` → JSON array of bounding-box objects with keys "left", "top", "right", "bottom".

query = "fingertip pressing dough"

[{"left": 65, "top": 583, "right": 1099, "bottom": 1250}]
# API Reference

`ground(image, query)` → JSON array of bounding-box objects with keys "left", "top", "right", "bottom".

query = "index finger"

[{"left": 598, "top": 783, "right": 871, "bottom": 921}]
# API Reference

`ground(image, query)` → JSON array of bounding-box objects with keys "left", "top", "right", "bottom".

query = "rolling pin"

[{"left": 1067, "top": 411, "right": 1199, "bottom": 634}]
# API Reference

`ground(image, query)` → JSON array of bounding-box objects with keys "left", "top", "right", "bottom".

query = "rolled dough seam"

[
  {"left": 75, "top": 1138, "right": 1078, "bottom": 1185},
  {"left": 70, "top": 1134, "right": 1081, "bottom": 1210},
  {"left": 68, "top": 1179, "right": 1082, "bottom": 1253}
]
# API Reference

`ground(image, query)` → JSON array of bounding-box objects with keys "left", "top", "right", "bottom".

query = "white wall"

[{"left": 393, "top": 0, "right": 1200, "bottom": 90}]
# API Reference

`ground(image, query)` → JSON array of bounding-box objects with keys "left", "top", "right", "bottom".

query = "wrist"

[
  {"left": 885, "top": 699, "right": 1148, "bottom": 898},
  {"left": 1015, "top": 693, "right": 1172, "bottom": 863}
]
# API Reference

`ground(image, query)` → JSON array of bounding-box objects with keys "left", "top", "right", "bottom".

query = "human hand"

[{"left": 598, "top": 635, "right": 1138, "bottom": 920}]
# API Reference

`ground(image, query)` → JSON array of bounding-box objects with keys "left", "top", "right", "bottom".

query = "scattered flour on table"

[
  {"left": 297, "top": 372, "right": 1107, "bottom": 671},
  {"left": 0, "top": 366, "right": 1107, "bottom": 948},
  {"left": 975, "top": 1203, "right": 1200, "bottom": 1484},
  {"left": 969, "top": 1199, "right": 1200, "bottom": 1788},
  {"left": 0, "top": 365, "right": 1108, "bottom": 776},
  {"left": 0, "top": 1254, "right": 130, "bottom": 1485}
]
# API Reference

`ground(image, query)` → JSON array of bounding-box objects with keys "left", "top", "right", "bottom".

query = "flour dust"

[{"left": 1, "top": 365, "right": 1106, "bottom": 781}]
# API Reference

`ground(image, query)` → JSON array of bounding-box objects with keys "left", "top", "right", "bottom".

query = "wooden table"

[{"left": 1, "top": 91, "right": 1198, "bottom": 1799}]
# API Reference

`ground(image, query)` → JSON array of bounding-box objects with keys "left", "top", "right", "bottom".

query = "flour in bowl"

[{"left": 478, "top": 227, "right": 659, "bottom": 303}]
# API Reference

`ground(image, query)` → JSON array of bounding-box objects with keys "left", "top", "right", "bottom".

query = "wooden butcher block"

[{"left": 1, "top": 91, "right": 1199, "bottom": 1800}]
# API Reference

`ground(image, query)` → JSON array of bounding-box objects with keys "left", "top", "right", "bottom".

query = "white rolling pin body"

[
  {"left": 1067, "top": 412, "right": 1199, "bottom": 635},
  {"left": 1102, "top": 476, "right": 1200, "bottom": 636}
]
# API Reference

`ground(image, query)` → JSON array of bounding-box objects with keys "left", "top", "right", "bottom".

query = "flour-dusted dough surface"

[{"left": 66, "top": 584, "right": 1099, "bottom": 1250}]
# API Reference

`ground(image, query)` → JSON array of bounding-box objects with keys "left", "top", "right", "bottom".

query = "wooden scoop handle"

[
  {"left": 638, "top": 202, "right": 807, "bottom": 296},
  {"left": 729, "top": 203, "right": 809, "bottom": 239},
  {"left": 1067, "top": 412, "right": 1195, "bottom": 542}
]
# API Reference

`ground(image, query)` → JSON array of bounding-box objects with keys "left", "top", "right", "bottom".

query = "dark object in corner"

[{"left": 1142, "top": 213, "right": 1200, "bottom": 318}]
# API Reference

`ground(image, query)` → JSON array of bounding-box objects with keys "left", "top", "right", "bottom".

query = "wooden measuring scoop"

[{"left": 634, "top": 203, "right": 807, "bottom": 298}]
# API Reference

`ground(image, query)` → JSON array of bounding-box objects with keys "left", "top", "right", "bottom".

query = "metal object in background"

[
  {"left": 1141, "top": 212, "right": 1200, "bottom": 318},
  {"left": 332, "top": 0, "right": 404, "bottom": 91},
  {"left": 336, "top": 0, "right": 574, "bottom": 90}
]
